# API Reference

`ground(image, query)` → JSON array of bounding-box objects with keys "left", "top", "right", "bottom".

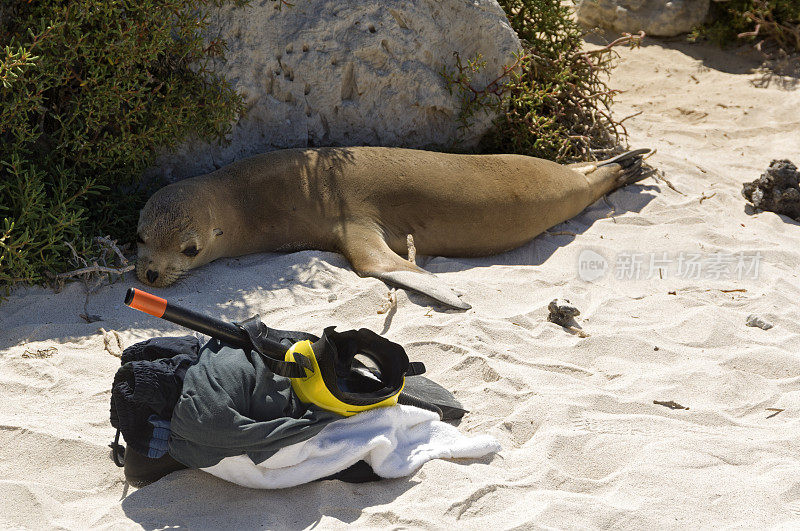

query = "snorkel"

[
  {"left": 125, "top": 288, "right": 284, "bottom": 354},
  {"left": 124, "top": 288, "right": 425, "bottom": 416}
]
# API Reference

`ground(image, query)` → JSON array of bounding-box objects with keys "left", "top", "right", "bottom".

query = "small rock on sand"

[
  {"left": 742, "top": 160, "right": 800, "bottom": 221},
  {"left": 548, "top": 299, "right": 581, "bottom": 326},
  {"left": 746, "top": 314, "right": 773, "bottom": 330}
]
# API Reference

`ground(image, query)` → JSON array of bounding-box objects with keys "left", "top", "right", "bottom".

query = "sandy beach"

[{"left": 2, "top": 37, "right": 800, "bottom": 529}]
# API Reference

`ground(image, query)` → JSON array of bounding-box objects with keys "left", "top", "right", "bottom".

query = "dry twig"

[
  {"left": 56, "top": 264, "right": 134, "bottom": 280},
  {"left": 699, "top": 192, "right": 717, "bottom": 204},
  {"left": 22, "top": 346, "right": 57, "bottom": 359},
  {"left": 95, "top": 235, "right": 129, "bottom": 266},
  {"left": 654, "top": 400, "right": 689, "bottom": 410},
  {"left": 377, "top": 288, "right": 397, "bottom": 315},
  {"left": 653, "top": 170, "right": 685, "bottom": 195},
  {"left": 407, "top": 234, "right": 416, "bottom": 265}
]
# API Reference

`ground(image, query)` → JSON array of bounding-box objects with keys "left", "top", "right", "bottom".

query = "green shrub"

[
  {"left": 0, "top": 0, "right": 249, "bottom": 294},
  {"left": 1, "top": 0, "right": 635, "bottom": 295},
  {"left": 696, "top": 0, "right": 800, "bottom": 53},
  {"left": 444, "top": 0, "right": 642, "bottom": 162}
]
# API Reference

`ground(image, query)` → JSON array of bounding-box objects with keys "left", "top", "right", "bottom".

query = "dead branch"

[
  {"left": 56, "top": 263, "right": 134, "bottom": 280},
  {"left": 94, "top": 235, "right": 129, "bottom": 266},
  {"left": 579, "top": 32, "right": 646, "bottom": 59}
]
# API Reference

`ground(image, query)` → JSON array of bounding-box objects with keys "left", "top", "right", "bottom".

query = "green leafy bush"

[
  {"left": 0, "top": 0, "right": 248, "bottom": 294},
  {"left": 444, "top": 0, "right": 642, "bottom": 162},
  {"left": 697, "top": 0, "right": 800, "bottom": 53}
]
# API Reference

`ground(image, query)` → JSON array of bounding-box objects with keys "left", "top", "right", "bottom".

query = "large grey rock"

[
  {"left": 154, "top": 0, "right": 521, "bottom": 181},
  {"left": 576, "top": 0, "right": 710, "bottom": 37}
]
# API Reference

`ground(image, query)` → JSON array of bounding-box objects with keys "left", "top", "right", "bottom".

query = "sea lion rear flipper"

[
  {"left": 596, "top": 148, "right": 651, "bottom": 168},
  {"left": 378, "top": 270, "right": 471, "bottom": 310},
  {"left": 340, "top": 226, "right": 471, "bottom": 310},
  {"left": 597, "top": 148, "right": 652, "bottom": 185}
]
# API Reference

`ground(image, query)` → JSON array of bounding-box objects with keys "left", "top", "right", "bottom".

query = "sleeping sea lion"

[{"left": 136, "top": 147, "right": 650, "bottom": 309}]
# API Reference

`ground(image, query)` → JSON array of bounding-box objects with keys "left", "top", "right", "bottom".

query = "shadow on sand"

[
  {"left": 744, "top": 203, "right": 800, "bottom": 226},
  {"left": 119, "top": 450, "right": 496, "bottom": 529},
  {"left": 584, "top": 30, "right": 799, "bottom": 90},
  {"left": 394, "top": 182, "right": 658, "bottom": 310},
  {"left": 119, "top": 468, "right": 418, "bottom": 529}
]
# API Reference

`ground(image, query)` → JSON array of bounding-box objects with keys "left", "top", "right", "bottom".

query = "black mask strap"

[{"left": 237, "top": 316, "right": 314, "bottom": 378}]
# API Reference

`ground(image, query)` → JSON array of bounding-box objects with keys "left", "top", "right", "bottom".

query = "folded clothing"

[
  {"left": 202, "top": 404, "right": 501, "bottom": 489},
  {"left": 168, "top": 339, "right": 343, "bottom": 469}
]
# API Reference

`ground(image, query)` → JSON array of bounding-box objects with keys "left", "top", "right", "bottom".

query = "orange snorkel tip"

[
  {"left": 123, "top": 287, "right": 257, "bottom": 350},
  {"left": 125, "top": 288, "right": 167, "bottom": 318}
]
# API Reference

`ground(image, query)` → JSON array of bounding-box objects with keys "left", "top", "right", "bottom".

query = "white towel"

[{"left": 201, "top": 405, "right": 501, "bottom": 489}]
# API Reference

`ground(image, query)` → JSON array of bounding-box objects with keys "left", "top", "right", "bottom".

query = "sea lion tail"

[{"left": 597, "top": 148, "right": 652, "bottom": 185}]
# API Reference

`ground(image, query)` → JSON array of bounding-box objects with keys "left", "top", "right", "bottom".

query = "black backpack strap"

[
  {"left": 237, "top": 316, "right": 314, "bottom": 378},
  {"left": 109, "top": 428, "right": 125, "bottom": 467}
]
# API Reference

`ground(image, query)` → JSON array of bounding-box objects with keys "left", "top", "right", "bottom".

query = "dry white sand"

[{"left": 2, "top": 39, "right": 800, "bottom": 529}]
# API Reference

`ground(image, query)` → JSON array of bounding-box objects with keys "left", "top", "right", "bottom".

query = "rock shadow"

[{"left": 584, "top": 29, "right": 798, "bottom": 88}]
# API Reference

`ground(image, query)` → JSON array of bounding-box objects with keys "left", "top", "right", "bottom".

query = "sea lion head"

[{"left": 135, "top": 185, "right": 224, "bottom": 287}]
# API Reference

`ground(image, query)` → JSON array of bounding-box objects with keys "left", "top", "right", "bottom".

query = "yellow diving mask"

[{"left": 238, "top": 319, "right": 426, "bottom": 417}]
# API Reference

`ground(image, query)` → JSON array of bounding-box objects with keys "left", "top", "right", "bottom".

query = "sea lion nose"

[{"left": 146, "top": 270, "right": 159, "bottom": 283}]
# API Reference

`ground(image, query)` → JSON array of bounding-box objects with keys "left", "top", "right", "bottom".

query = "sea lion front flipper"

[{"left": 339, "top": 225, "right": 471, "bottom": 310}]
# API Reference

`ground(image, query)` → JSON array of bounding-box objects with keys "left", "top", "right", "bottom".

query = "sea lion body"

[{"left": 137, "top": 147, "right": 647, "bottom": 308}]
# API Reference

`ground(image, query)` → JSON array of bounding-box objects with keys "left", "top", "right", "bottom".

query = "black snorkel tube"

[{"left": 124, "top": 288, "right": 286, "bottom": 355}]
